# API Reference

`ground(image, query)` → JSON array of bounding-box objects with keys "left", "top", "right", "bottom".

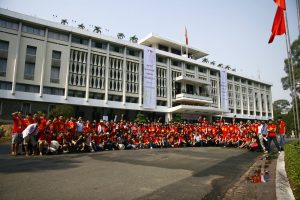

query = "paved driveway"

[{"left": 0, "top": 145, "right": 258, "bottom": 200}]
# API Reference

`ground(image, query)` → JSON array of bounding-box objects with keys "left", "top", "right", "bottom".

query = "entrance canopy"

[{"left": 169, "top": 105, "right": 229, "bottom": 115}]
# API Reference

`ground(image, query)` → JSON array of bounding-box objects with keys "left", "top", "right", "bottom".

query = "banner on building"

[
  {"left": 220, "top": 68, "right": 229, "bottom": 111},
  {"left": 143, "top": 46, "right": 157, "bottom": 109}
]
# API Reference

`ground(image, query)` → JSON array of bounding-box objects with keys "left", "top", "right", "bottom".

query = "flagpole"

[
  {"left": 284, "top": 10, "right": 300, "bottom": 138},
  {"left": 285, "top": 31, "right": 298, "bottom": 135},
  {"left": 296, "top": 0, "right": 300, "bottom": 35}
]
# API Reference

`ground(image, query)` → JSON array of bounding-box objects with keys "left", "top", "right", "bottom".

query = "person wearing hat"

[{"left": 267, "top": 119, "right": 280, "bottom": 153}]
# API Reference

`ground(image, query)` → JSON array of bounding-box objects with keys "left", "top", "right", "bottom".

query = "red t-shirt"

[
  {"left": 279, "top": 120, "right": 286, "bottom": 134},
  {"left": 12, "top": 116, "right": 23, "bottom": 133},
  {"left": 267, "top": 124, "right": 277, "bottom": 137}
]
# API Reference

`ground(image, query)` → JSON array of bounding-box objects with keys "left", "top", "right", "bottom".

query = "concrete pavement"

[{"left": 0, "top": 145, "right": 259, "bottom": 200}]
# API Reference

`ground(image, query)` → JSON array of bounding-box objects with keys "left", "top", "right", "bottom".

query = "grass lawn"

[{"left": 285, "top": 140, "right": 300, "bottom": 200}]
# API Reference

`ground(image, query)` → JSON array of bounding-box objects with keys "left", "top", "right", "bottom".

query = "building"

[{"left": 0, "top": 8, "right": 273, "bottom": 122}]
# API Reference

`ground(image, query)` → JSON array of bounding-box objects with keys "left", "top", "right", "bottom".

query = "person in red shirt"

[
  {"left": 267, "top": 119, "right": 280, "bottom": 153},
  {"left": 11, "top": 111, "right": 23, "bottom": 156},
  {"left": 278, "top": 117, "right": 286, "bottom": 150}
]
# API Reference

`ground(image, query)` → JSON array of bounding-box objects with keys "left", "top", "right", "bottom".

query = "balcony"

[
  {"left": 174, "top": 93, "right": 213, "bottom": 104},
  {"left": 175, "top": 75, "right": 210, "bottom": 85}
]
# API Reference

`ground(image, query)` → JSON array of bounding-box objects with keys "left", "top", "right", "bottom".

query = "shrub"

[
  {"left": 285, "top": 140, "right": 300, "bottom": 200},
  {"left": 48, "top": 104, "right": 75, "bottom": 119}
]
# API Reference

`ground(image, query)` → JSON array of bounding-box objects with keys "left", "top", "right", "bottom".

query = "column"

[
  {"left": 122, "top": 47, "right": 127, "bottom": 105},
  {"left": 233, "top": 82, "right": 237, "bottom": 114},
  {"left": 264, "top": 93, "right": 268, "bottom": 118},
  {"left": 11, "top": 22, "right": 22, "bottom": 95},
  {"left": 247, "top": 85, "right": 250, "bottom": 116},
  {"left": 138, "top": 50, "right": 142, "bottom": 107},
  {"left": 165, "top": 112, "right": 172, "bottom": 123},
  {"left": 104, "top": 43, "right": 110, "bottom": 103},
  {"left": 85, "top": 39, "right": 92, "bottom": 101},
  {"left": 166, "top": 58, "right": 172, "bottom": 108},
  {"left": 39, "top": 28, "right": 48, "bottom": 97},
  {"left": 64, "top": 33, "right": 72, "bottom": 100}
]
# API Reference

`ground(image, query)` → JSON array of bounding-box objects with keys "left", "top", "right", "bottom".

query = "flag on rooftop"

[{"left": 268, "top": 0, "right": 286, "bottom": 43}]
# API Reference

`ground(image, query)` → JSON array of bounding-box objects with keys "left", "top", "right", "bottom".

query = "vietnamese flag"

[
  {"left": 274, "top": 0, "right": 286, "bottom": 10},
  {"left": 268, "top": 6, "right": 286, "bottom": 43},
  {"left": 185, "top": 26, "right": 188, "bottom": 45}
]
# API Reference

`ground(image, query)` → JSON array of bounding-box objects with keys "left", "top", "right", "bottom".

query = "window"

[
  {"left": 0, "top": 101, "right": 2, "bottom": 115},
  {"left": 51, "top": 51, "right": 61, "bottom": 83},
  {"left": 16, "top": 83, "right": 39, "bottom": 93},
  {"left": 158, "top": 44, "right": 168, "bottom": 52},
  {"left": 172, "top": 60, "right": 180, "bottom": 67},
  {"left": 68, "top": 90, "right": 85, "bottom": 98},
  {"left": 0, "top": 40, "right": 9, "bottom": 77},
  {"left": 198, "top": 66, "right": 206, "bottom": 73},
  {"left": 43, "top": 87, "right": 64, "bottom": 96},
  {"left": 157, "top": 56, "right": 166, "bottom": 64},
  {"left": 71, "top": 36, "right": 88, "bottom": 45},
  {"left": 127, "top": 49, "right": 139, "bottom": 57},
  {"left": 186, "top": 63, "right": 194, "bottom": 70},
  {"left": 0, "top": 58, "right": 7, "bottom": 77},
  {"left": 50, "top": 67, "right": 60, "bottom": 83},
  {"left": 171, "top": 48, "right": 181, "bottom": 55},
  {"left": 0, "top": 81, "right": 12, "bottom": 90},
  {"left": 24, "top": 46, "right": 36, "bottom": 80},
  {"left": 24, "top": 63, "right": 35, "bottom": 80},
  {"left": 109, "top": 44, "right": 123, "bottom": 53},
  {"left": 21, "top": 103, "right": 31, "bottom": 115},
  {"left": 22, "top": 25, "right": 45, "bottom": 36},
  {"left": 91, "top": 41, "right": 106, "bottom": 49},
  {"left": 89, "top": 92, "right": 104, "bottom": 100},
  {"left": 48, "top": 31, "right": 69, "bottom": 42},
  {"left": 0, "top": 19, "right": 18, "bottom": 30}
]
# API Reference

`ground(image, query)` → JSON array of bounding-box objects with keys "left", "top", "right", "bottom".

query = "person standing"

[
  {"left": 278, "top": 117, "right": 286, "bottom": 150},
  {"left": 258, "top": 121, "right": 268, "bottom": 153},
  {"left": 11, "top": 112, "right": 23, "bottom": 156},
  {"left": 267, "top": 119, "right": 281, "bottom": 153}
]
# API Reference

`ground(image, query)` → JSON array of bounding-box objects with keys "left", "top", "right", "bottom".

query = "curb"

[{"left": 276, "top": 152, "right": 295, "bottom": 200}]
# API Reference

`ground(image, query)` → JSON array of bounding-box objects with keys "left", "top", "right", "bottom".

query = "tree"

[
  {"left": 210, "top": 61, "right": 216, "bottom": 66},
  {"left": 202, "top": 58, "right": 209, "bottom": 63},
  {"left": 217, "top": 63, "right": 223, "bottom": 68},
  {"left": 78, "top": 23, "right": 85, "bottom": 29},
  {"left": 93, "top": 26, "right": 101, "bottom": 34},
  {"left": 134, "top": 113, "right": 147, "bottom": 124},
  {"left": 281, "top": 38, "right": 300, "bottom": 91},
  {"left": 172, "top": 114, "right": 183, "bottom": 123},
  {"left": 61, "top": 19, "right": 68, "bottom": 25},
  {"left": 129, "top": 35, "right": 138, "bottom": 43},
  {"left": 225, "top": 65, "right": 231, "bottom": 70},
  {"left": 48, "top": 104, "right": 75, "bottom": 119},
  {"left": 117, "top": 33, "right": 125, "bottom": 39}
]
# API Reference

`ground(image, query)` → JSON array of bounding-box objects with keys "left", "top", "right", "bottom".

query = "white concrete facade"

[{"left": 0, "top": 8, "right": 273, "bottom": 121}]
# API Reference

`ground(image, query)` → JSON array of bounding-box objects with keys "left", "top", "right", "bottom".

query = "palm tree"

[
  {"left": 202, "top": 58, "right": 209, "bottom": 63},
  {"left": 217, "top": 63, "right": 223, "bottom": 68},
  {"left": 78, "top": 23, "right": 85, "bottom": 29},
  {"left": 129, "top": 35, "right": 138, "bottom": 43},
  {"left": 210, "top": 61, "right": 216, "bottom": 66},
  {"left": 117, "top": 33, "right": 125, "bottom": 39},
  {"left": 61, "top": 19, "right": 68, "bottom": 25},
  {"left": 93, "top": 26, "right": 101, "bottom": 34},
  {"left": 225, "top": 65, "right": 231, "bottom": 70}
]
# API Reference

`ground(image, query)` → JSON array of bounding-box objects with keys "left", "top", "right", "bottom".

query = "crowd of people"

[{"left": 10, "top": 111, "right": 286, "bottom": 156}]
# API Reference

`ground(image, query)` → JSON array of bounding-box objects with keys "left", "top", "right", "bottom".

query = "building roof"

[{"left": 139, "top": 33, "right": 208, "bottom": 59}]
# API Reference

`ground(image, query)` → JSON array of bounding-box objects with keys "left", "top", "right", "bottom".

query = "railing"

[{"left": 175, "top": 93, "right": 213, "bottom": 103}]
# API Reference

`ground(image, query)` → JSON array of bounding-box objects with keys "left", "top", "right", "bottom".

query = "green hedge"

[{"left": 285, "top": 140, "right": 300, "bottom": 200}]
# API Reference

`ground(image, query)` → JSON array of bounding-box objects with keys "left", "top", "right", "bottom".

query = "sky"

[{"left": 0, "top": 0, "right": 299, "bottom": 102}]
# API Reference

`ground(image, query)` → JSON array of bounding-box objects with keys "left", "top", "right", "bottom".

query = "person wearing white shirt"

[
  {"left": 257, "top": 121, "right": 268, "bottom": 153},
  {"left": 22, "top": 121, "right": 39, "bottom": 156}
]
